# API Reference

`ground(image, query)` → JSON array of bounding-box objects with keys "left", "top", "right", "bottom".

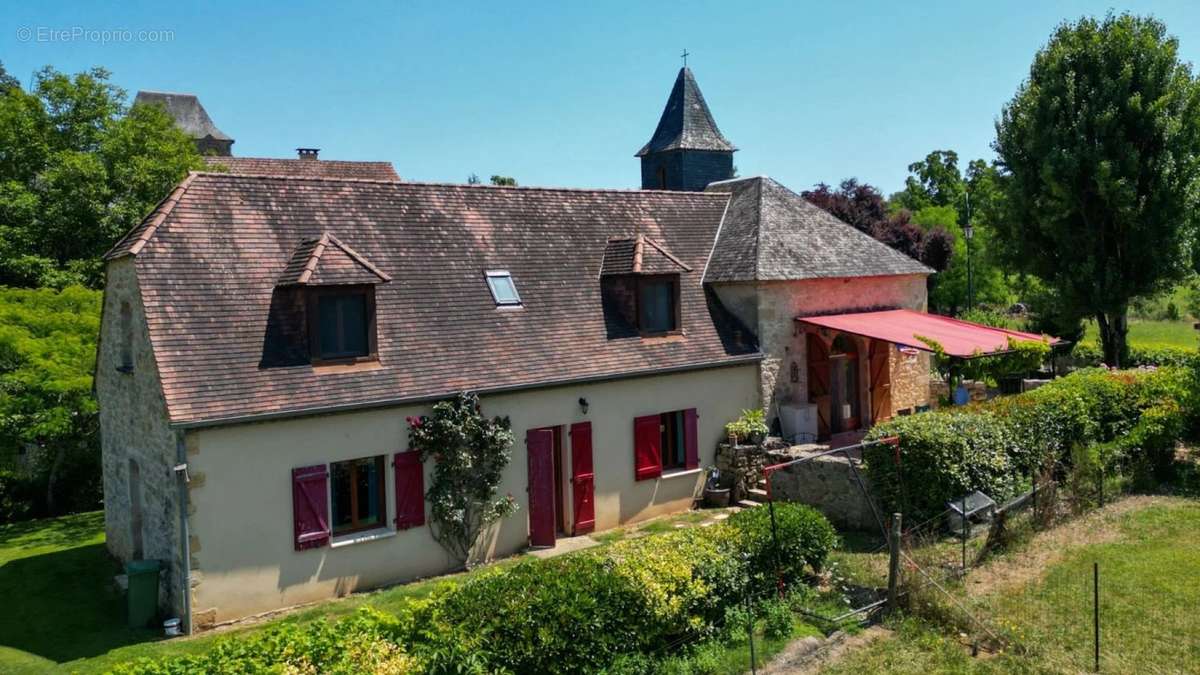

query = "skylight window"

[{"left": 485, "top": 270, "right": 521, "bottom": 306}]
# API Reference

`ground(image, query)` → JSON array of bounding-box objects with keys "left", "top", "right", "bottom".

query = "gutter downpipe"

[{"left": 174, "top": 432, "right": 193, "bottom": 635}]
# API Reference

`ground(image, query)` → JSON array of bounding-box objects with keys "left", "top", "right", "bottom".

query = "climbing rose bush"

[{"left": 407, "top": 392, "right": 517, "bottom": 567}]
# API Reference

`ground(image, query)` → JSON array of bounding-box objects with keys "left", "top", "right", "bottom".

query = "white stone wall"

[
  {"left": 96, "top": 258, "right": 186, "bottom": 619},
  {"left": 713, "top": 274, "right": 931, "bottom": 428}
]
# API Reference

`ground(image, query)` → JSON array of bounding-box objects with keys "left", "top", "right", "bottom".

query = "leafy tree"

[
  {"left": 914, "top": 205, "right": 1007, "bottom": 314},
  {"left": 801, "top": 178, "right": 888, "bottom": 234},
  {"left": 802, "top": 180, "right": 954, "bottom": 272},
  {"left": 0, "top": 66, "right": 203, "bottom": 288},
  {"left": 0, "top": 61, "right": 20, "bottom": 92},
  {"left": 0, "top": 285, "right": 102, "bottom": 520},
  {"left": 993, "top": 14, "right": 1200, "bottom": 366},
  {"left": 891, "top": 150, "right": 967, "bottom": 215},
  {"left": 489, "top": 175, "right": 517, "bottom": 186},
  {"left": 407, "top": 393, "right": 518, "bottom": 567}
]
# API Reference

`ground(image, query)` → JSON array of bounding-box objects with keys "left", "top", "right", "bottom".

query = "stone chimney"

[{"left": 297, "top": 148, "right": 320, "bottom": 161}]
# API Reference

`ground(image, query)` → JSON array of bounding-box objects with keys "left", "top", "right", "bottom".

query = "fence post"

[
  {"left": 1099, "top": 559, "right": 1104, "bottom": 667},
  {"left": 743, "top": 552, "right": 757, "bottom": 675},
  {"left": 888, "top": 512, "right": 902, "bottom": 610}
]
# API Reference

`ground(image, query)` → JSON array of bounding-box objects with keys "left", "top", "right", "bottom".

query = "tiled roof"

[
  {"left": 636, "top": 68, "right": 736, "bottom": 157},
  {"left": 203, "top": 156, "right": 399, "bottom": 180},
  {"left": 134, "top": 91, "right": 232, "bottom": 141},
  {"left": 114, "top": 173, "right": 758, "bottom": 426},
  {"left": 277, "top": 233, "right": 392, "bottom": 286},
  {"left": 703, "top": 176, "right": 933, "bottom": 282},
  {"left": 600, "top": 235, "right": 692, "bottom": 276}
]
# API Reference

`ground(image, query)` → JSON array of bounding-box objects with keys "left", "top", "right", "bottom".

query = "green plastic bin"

[{"left": 126, "top": 559, "right": 161, "bottom": 628}]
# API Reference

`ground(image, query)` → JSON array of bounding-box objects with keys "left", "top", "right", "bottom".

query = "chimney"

[{"left": 297, "top": 148, "right": 320, "bottom": 161}]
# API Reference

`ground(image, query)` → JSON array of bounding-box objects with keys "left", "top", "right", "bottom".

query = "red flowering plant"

[{"left": 407, "top": 392, "right": 517, "bottom": 567}]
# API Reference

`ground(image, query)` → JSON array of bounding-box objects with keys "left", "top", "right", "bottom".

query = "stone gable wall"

[
  {"left": 713, "top": 274, "right": 930, "bottom": 428},
  {"left": 96, "top": 257, "right": 186, "bottom": 620}
]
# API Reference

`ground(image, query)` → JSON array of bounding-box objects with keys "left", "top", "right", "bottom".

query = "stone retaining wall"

[{"left": 767, "top": 454, "right": 881, "bottom": 531}]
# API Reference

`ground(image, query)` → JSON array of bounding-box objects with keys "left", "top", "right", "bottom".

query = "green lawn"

[
  {"left": 0, "top": 506, "right": 737, "bottom": 673},
  {"left": 0, "top": 511, "right": 523, "bottom": 673},
  {"left": 1082, "top": 318, "right": 1199, "bottom": 350},
  {"left": 820, "top": 498, "right": 1200, "bottom": 673}
]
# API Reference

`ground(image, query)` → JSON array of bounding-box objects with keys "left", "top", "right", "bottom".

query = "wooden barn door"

[
  {"left": 526, "top": 428, "right": 556, "bottom": 548},
  {"left": 869, "top": 340, "right": 892, "bottom": 425},
  {"left": 806, "top": 332, "right": 832, "bottom": 440}
]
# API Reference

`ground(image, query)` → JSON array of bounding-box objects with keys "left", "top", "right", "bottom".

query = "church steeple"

[{"left": 636, "top": 67, "right": 736, "bottom": 191}]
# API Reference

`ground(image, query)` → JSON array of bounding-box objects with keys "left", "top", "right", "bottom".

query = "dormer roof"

[
  {"left": 601, "top": 235, "right": 693, "bottom": 276},
  {"left": 277, "top": 233, "right": 391, "bottom": 286}
]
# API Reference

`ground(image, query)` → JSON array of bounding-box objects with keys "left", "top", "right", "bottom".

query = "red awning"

[{"left": 796, "top": 309, "right": 1060, "bottom": 359}]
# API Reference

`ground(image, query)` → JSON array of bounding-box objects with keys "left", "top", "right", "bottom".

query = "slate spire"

[{"left": 636, "top": 68, "right": 736, "bottom": 191}]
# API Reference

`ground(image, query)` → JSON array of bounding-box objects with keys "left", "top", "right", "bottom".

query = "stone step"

[
  {"left": 746, "top": 488, "right": 770, "bottom": 503},
  {"left": 735, "top": 499, "right": 762, "bottom": 509},
  {"left": 756, "top": 478, "right": 768, "bottom": 490}
]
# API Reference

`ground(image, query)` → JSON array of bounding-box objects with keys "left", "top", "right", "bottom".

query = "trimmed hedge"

[
  {"left": 1070, "top": 342, "right": 1200, "bottom": 369},
  {"left": 865, "top": 367, "right": 1196, "bottom": 521},
  {"left": 118, "top": 503, "right": 836, "bottom": 675}
]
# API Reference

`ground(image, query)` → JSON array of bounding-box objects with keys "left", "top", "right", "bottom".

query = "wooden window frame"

[
  {"left": 659, "top": 411, "right": 686, "bottom": 471},
  {"left": 634, "top": 274, "right": 682, "bottom": 337},
  {"left": 330, "top": 455, "right": 387, "bottom": 536},
  {"left": 306, "top": 285, "right": 378, "bottom": 366}
]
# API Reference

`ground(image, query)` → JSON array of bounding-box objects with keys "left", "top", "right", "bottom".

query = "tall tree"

[
  {"left": 891, "top": 150, "right": 967, "bottom": 215},
  {"left": 994, "top": 14, "right": 1200, "bottom": 366},
  {"left": 0, "top": 66, "right": 203, "bottom": 288}
]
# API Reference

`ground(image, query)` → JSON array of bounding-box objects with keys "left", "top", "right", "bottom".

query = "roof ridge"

[
  {"left": 642, "top": 235, "right": 694, "bottom": 273},
  {"left": 186, "top": 171, "right": 733, "bottom": 197},
  {"left": 104, "top": 171, "right": 199, "bottom": 259}
]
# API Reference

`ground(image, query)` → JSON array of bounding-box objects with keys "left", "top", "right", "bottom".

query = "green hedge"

[
  {"left": 117, "top": 503, "right": 835, "bottom": 675},
  {"left": 865, "top": 367, "right": 1196, "bottom": 521},
  {"left": 1070, "top": 342, "right": 1200, "bottom": 369}
]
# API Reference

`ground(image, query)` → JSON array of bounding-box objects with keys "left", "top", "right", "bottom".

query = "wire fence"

[{"left": 749, "top": 437, "right": 1197, "bottom": 673}]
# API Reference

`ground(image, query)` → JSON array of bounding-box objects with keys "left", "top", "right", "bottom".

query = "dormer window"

[
  {"left": 600, "top": 235, "right": 691, "bottom": 338},
  {"left": 269, "top": 233, "right": 390, "bottom": 368},
  {"left": 485, "top": 270, "right": 521, "bottom": 306},
  {"left": 311, "top": 287, "right": 373, "bottom": 361},
  {"left": 637, "top": 276, "right": 679, "bottom": 334}
]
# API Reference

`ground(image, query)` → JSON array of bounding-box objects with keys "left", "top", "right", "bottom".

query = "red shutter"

[
  {"left": 683, "top": 408, "right": 699, "bottom": 469},
  {"left": 634, "top": 414, "right": 662, "bottom": 481},
  {"left": 570, "top": 422, "right": 596, "bottom": 535},
  {"left": 292, "top": 464, "right": 330, "bottom": 550},
  {"left": 527, "top": 428, "right": 557, "bottom": 547},
  {"left": 393, "top": 451, "right": 425, "bottom": 530}
]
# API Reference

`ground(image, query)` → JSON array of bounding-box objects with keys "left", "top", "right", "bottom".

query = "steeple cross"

[{"left": 680, "top": 49, "right": 690, "bottom": 67}]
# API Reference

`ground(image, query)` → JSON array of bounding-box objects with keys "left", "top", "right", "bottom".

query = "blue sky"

[{"left": 5, "top": 1, "right": 1200, "bottom": 194}]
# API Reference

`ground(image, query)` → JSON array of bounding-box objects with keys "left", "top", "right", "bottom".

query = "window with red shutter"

[
  {"left": 292, "top": 464, "right": 330, "bottom": 550},
  {"left": 634, "top": 414, "right": 662, "bottom": 480},
  {"left": 393, "top": 451, "right": 425, "bottom": 530}
]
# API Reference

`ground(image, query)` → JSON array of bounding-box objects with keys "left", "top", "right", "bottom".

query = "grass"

[
  {"left": 1082, "top": 318, "right": 1199, "bottom": 350},
  {"left": 0, "top": 505, "right": 737, "bottom": 673},
  {"left": 819, "top": 498, "right": 1200, "bottom": 674},
  {"left": 0, "top": 511, "right": 525, "bottom": 674}
]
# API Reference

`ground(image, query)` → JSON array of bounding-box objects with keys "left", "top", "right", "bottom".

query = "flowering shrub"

[{"left": 406, "top": 392, "right": 517, "bottom": 567}]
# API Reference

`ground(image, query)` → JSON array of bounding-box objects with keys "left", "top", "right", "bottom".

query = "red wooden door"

[
  {"left": 569, "top": 422, "right": 595, "bottom": 535},
  {"left": 806, "top": 333, "right": 832, "bottom": 440},
  {"left": 526, "top": 428, "right": 556, "bottom": 548}
]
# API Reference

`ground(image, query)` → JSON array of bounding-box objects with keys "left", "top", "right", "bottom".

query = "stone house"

[{"left": 97, "top": 67, "right": 1032, "bottom": 630}]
